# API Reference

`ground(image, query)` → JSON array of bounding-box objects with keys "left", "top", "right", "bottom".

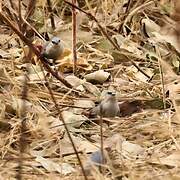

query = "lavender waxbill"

[
  {"left": 91, "top": 91, "right": 119, "bottom": 118},
  {"left": 42, "top": 36, "right": 64, "bottom": 61}
]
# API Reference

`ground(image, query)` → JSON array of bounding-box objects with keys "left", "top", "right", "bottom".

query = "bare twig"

[
  {"left": 47, "top": 0, "right": 55, "bottom": 29},
  {"left": 155, "top": 45, "right": 166, "bottom": 109},
  {"left": 18, "top": 0, "right": 22, "bottom": 31},
  {"left": 125, "top": 0, "right": 132, "bottom": 13},
  {"left": 5, "top": 0, "right": 19, "bottom": 22},
  {"left": 99, "top": 106, "right": 104, "bottom": 172},
  {"left": 22, "top": 17, "right": 45, "bottom": 40},
  {"left": 16, "top": 59, "right": 30, "bottom": 180},
  {"left": 3, "top": 6, "right": 15, "bottom": 21},
  {"left": 9, "top": 0, "right": 15, "bottom": 10},
  {"left": 22, "top": 0, "right": 36, "bottom": 36},
  {"left": 24, "top": 0, "right": 36, "bottom": 20},
  {"left": 72, "top": 0, "right": 77, "bottom": 74}
]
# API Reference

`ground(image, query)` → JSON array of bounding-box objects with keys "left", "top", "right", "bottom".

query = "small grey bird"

[
  {"left": 42, "top": 36, "right": 64, "bottom": 60},
  {"left": 91, "top": 91, "right": 120, "bottom": 118},
  {"left": 84, "top": 149, "right": 105, "bottom": 174}
]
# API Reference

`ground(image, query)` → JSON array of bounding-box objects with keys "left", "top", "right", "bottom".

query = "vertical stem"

[
  {"left": 16, "top": 61, "right": 30, "bottom": 180},
  {"left": 25, "top": 0, "right": 36, "bottom": 20},
  {"left": 99, "top": 105, "right": 104, "bottom": 172},
  {"left": 0, "top": 0, "right": 2, "bottom": 12},
  {"left": 72, "top": 0, "right": 77, "bottom": 75},
  {"left": 9, "top": 0, "right": 15, "bottom": 11},
  {"left": 125, "top": 0, "right": 132, "bottom": 13},
  {"left": 18, "top": 0, "right": 22, "bottom": 31},
  {"left": 47, "top": 0, "right": 55, "bottom": 29},
  {"left": 155, "top": 45, "right": 166, "bottom": 109}
]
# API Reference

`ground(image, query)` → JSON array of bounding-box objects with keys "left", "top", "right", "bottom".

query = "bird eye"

[
  {"left": 107, "top": 91, "right": 112, "bottom": 95},
  {"left": 107, "top": 91, "right": 116, "bottom": 96},
  {"left": 51, "top": 37, "right": 60, "bottom": 45}
]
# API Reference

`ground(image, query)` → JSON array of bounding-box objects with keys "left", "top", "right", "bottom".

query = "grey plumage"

[
  {"left": 42, "top": 37, "right": 64, "bottom": 60},
  {"left": 91, "top": 91, "right": 119, "bottom": 117},
  {"left": 84, "top": 150, "right": 105, "bottom": 174}
]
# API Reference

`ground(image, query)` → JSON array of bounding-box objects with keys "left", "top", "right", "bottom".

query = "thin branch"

[
  {"left": 72, "top": 0, "right": 77, "bottom": 74},
  {"left": 3, "top": 6, "right": 15, "bottom": 21},
  {"left": 18, "top": 0, "right": 22, "bottom": 31},
  {"left": 9, "top": 0, "right": 15, "bottom": 10},
  {"left": 47, "top": 0, "right": 55, "bottom": 29},
  {"left": 99, "top": 105, "right": 104, "bottom": 172},
  {"left": 22, "top": 0, "right": 36, "bottom": 36},
  {"left": 4, "top": 0, "right": 19, "bottom": 22},
  {"left": 0, "top": 1, "right": 2, "bottom": 12},
  {"left": 16, "top": 62, "right": 30, "bottom": 180},
  {"left": 155, "top": 45, "right": 166, "bottom": 109},
  {"left": 24, "top": 0, "right": 36, "bottom": 20},
  {"left": 125, "top": 0, "right": 132, "bottom": 14},
  {"left": 22, "top": 17, "right": 45, "bottom": 40}
]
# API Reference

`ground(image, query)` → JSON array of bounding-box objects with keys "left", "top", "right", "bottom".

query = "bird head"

[
  {"left": 51, "top": 37, "right": 61, "bottom": 45},
  {"left": 106, "top": 91, "right": 117, "bottom": 101},
  {"left": 107, "top": 91, "right": 116, "bottom": 96}
]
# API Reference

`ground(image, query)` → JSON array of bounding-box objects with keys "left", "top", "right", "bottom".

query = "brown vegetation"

[{"left": 0, "top": 0, "right": 180, "bottom": 179}]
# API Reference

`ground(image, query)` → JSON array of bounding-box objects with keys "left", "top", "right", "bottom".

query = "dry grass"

[{"left": 1, "top": 0, "right": 180, "bottom": 179}]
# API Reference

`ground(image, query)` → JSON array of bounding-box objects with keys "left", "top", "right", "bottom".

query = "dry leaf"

[
  {"left": 12, "top": 98, "right": 33, "bottom": 112},
  {"left": 65, "top": 75, "right": 85, "bottom": 88},
  {"left": 83, "top": 82, "right": 101, "bottom": 97},
  {"left": 84, "top": 70, "right": 110, "bottom": 84},
  {"left": 57, "top": 50, "right": 92, "bottom": 72},
  {"left": 15, "top": 71, "right": 46, "bottom": 83},
  {"left": 62, "top": 111, "right": 88, "bottom": 128},
  {"left": 121, "top": 141, "right": 145, "bottom": 159},
  {"left": 35, "top": 156, "right": 75, "bottom": 175},
  {"left": 0, "top": 49, "right": 11, "bottom": 58},
  {"left": 141, "top": 18, "right": 160, "bottom": 37},
  {"left": 152, "top": 151, "right": 180, "bottom": 167},
  {"left": 74, "top": 99, "right": 95, "bottom": 109}
]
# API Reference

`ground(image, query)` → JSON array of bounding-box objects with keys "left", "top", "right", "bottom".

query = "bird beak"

[{"left": 52, "top": 42, "right": 59, "bottom": 45}]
